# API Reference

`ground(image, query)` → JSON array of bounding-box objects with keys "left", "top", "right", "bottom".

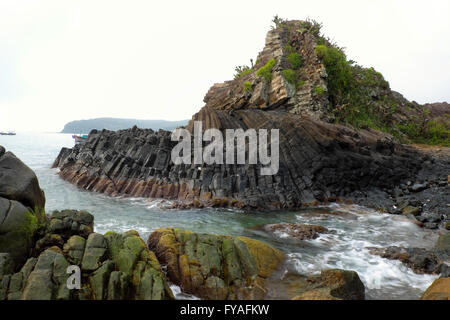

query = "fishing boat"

[
  {"left": 0, "top": 131, "right": 16, "bottom": 136},
  {"left": 72, "top": 134, "right": 88, "bottom": 144}
]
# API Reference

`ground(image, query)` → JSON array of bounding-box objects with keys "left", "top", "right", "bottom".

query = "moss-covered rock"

[
  {"left": 435, "top": 233, "right": 450, "bottom": 252},
  {"left": 0, "top": 253, "right": 14, "bottom": 277},
  {"left": 5, "top": 257, "right": 37, "bottom": 300},
  {"left": 148, "top": 228, "right": 285, "bottom": 300},
  {"left": 21, "top": 248, "right": 71, "bottom": 300},
  {"left": 34, "top": 233, "right": 65, "bottom": 256},
  {"left": 47, "top": 209, "right": 94, "bottom": 239},
  {"left": 104, "top": 230, "right": 174, "bottom": 300},
  {"left": 107, "top": 271, "right": 129, "bottom": 300},
  {"left": 89, "top": 260, "right": 115, "bottom": 300},
  {"left": 81, "top": 233, "right": 108, "bottom": 272},
  {"left": 63, "top": 235, "right": 86, "bottom": 265},
  {"left": 0, "top": 198, "right": 40, "bottom": 268},
  {"left": 2, "top": 228, "right": 174, "bottom": 301}
]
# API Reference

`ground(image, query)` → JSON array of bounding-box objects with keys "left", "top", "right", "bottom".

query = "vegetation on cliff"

[{"left": 266, "top": 16, "right": 449, "bottom": 146}]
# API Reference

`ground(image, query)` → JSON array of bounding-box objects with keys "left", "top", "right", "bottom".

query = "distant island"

[{"left": 60, "top": 117, "right": 189, "bottom": 133}]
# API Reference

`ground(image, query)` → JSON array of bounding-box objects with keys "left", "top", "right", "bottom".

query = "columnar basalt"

[
  {"left": 53, "top": 111, "right": 424, "bottom": 210},
  {"left": 52, "top": 19, "right": 448, "bottom": 214}
]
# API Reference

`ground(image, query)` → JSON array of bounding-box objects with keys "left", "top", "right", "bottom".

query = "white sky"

[{"left": 0, "top": 0, "right": 449, "bottom": 132}]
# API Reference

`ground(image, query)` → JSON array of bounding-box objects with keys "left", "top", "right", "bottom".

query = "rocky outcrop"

[
  {"left": 264, "top": 269, "right": 365, "bottom": 300},
  {"left": 292, "top": 269, "right": 365, "bottom": 300},
  {"left": 51, "top": 20, "right": 449, "bottom": 216},
  {"left": 0, "top": 210, "right": 174, "bottom": 300},
  {"left": 203, "top": 23, "right": 329, "bottom": 119},
  {"left": 0, "top": 148, "right": 46, "bottom": 268},
  {"left": 421, "top": 277, "right": 450, "bottom": 300},
  {"left": 147, "top": 228, "right": 284, "bottom": 300},
  {"left": 0, "top": 149, "right": 46, "bottom": 211},
  {"left": 262, "top": 223, "right": 328, "bottom": 240},
  {"left": 53, "top": 112, "right": 426, "bottom": 211},
  {"left": 368, "top": 246, "right": 449, "bottom": 276},
  {"left": 368, "top": 233, "right": 450, "bottom": 278}
]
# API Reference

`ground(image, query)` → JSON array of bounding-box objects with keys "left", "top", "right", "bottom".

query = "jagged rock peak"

[{"left": 203, "top": 19, "right": 330, "bottom": 120}]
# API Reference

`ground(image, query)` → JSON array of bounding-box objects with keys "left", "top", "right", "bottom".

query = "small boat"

[
  {"left": 0, "top": 131, "right": 16, "bottom": 136},
  {"left": 72, "top": 134, "right": 88, "bottom": 144}
]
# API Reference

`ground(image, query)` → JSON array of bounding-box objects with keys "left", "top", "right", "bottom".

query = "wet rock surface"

[
  {"left": 265, "top": 269, "right": 365, "bottom": 300},
  {"left": 0, "top": 148, "right": 46, "bottom": 268},
  {"left": 421, "top": 277, "right": 450, "bottom": 300},
  {"left": 262, "top": 223, "right": 328, "bottom": 240},
  {"left": 0, "top": 210, "right": 174, "bottom": 300},
  {"left": 147, "top": 228, "right": 285, "bottom": 300},
  {"left": 350, "top": 146, "right": 449, "bottom": 230},
  {"left": 0, "top": 150, "right": 46, "bottom": 211},
  {"left": 368, "top": 233, "right": 450, "bottom": 277}
]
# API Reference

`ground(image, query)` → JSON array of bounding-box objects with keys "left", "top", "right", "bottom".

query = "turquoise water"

[{"left": 0, "top": 132, "right": 439, "bottom": 300}]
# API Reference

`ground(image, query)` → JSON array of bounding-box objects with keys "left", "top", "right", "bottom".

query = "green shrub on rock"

[
  {"left": 0, "top": 199, "right": 40, "bottom": 268},
  {"left": 281, "top": 69, "right": 296, "bottom": 85},
  {"left": 287, "top": 52, "right": 303, "bottom": 70},
  {"left": 234, "top": 65, "right": 253, "bottom": 79},
  {"left": 256, "top": 59, "right": 276, "bottom": 83},
  {"left": 243, "top": 81, "right": 252, "bottom": 93},
  {"left": 315, "top": 44, "right": 354, "bottom": 105},
  {"left": 296, "top": 80, "right": 306, "bottom": 88},
  {"left": 314, "top": 86, "right": 325, "bottom": 96}
]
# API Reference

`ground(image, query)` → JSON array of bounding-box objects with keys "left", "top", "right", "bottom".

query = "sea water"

[{"left": 0, "top": 132, "right": 439, "bottom": 299}]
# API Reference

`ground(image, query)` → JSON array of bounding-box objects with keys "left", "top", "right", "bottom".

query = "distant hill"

[{"left": 61, "top": 117, "right": 189, "bottom": 133}]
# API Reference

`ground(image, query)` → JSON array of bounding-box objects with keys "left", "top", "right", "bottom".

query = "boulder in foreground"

[
  {"left": 421, "top": 277, "right": 450, "bottom": 300},
  {"left": 148, "top": 228, "right": 285, "bottom": 299},
  {"left": 0, "top": 148, "right": 46, "bottom": 268},
  {"left": 0, "top": 210, "right": 174, "bottom": 300}
]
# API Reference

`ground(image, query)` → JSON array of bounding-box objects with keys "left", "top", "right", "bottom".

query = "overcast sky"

[{"left": 0, "top": 0, "right": 449, "bottom": 132}]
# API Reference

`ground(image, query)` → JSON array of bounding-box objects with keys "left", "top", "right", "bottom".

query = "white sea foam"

[
  {"left": 284, "top": 204, "right": 439, "bottom": 299},
  {"left": 170, "top": 284, "right": 200, "bottom": 300}
]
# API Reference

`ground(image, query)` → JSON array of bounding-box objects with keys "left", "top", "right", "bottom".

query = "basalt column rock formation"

[
  {"left": 0, "top": 210, "right": 175, "bottom": 300},
  {"left": 53, "top": 20, "right": 435, "bottom": 210},
  {"left": 53, "top": 113, "right": 424, "bottom": 210}
]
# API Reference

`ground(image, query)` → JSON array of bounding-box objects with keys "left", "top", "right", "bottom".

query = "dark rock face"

[
  {"left": 46, "top": 209, "right": 94, "bottom": 240},
  {"left": 53, "top": 111, "right": 425, "bottom": 210},
  {"left": 0, "top": 150, "right": 46, "bottom": 211},
  {"left": 368, "top": 245, "right": 449, "bottom": 276},
  {"left": 0, "top": 148, "right": 46, "bottom": 268}
]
